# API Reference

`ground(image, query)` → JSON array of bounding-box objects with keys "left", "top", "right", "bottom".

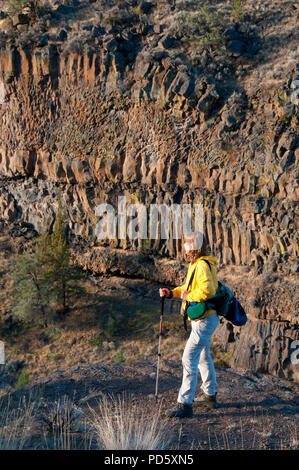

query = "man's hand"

[
  {"left": 180, "top": 290, "right": 190, "bottom": 301},
  {"left": 159, "top": 288, "right": 171, "bottom": 298}
]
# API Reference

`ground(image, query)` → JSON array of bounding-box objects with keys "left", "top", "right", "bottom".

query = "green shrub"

[
  {"left": 7, "top": 0, "right": 43, "bottom": 18},
  {"left": 15, "top": 369, "right": 30, "bottom": 390},
  {"left": 11, "top": 249, "right": 52, "bottom": 328},
  {"left": 114, "top": 349, "right": 125, "bottom": 364},
  {"left": 49, "top": 353, "right": 64, "bottom": 362},
  {"left": 103, "top": 6, "right": 136, "bottom": 26},
  {"left": 231, "top": 0, "right": 244, "bottom": 23},
  {"left": 170, "top": 6, "right": 226, "bottom": 52},
  {"left": 211, "top": 344, "right": 232, "bottom": 368},
  {"left": 90, "top": 334, "right": 103, "bottom": 347},
  {"left": 46, "top": 325, "right": 67, "bottom": 341},
  {"left": 104, "top": 316, "right": 116, "bottom": 338}
]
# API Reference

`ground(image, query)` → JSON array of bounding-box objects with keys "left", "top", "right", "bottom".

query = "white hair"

[{"left": 183, "top": 231, "right": 203, "bottom": 252}]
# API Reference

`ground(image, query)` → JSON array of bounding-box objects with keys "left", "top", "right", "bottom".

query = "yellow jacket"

[{"left": 172, "top": 255, "right": 218, "bottom": 320}]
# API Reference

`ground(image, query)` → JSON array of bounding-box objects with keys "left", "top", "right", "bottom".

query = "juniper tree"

[
  {"left": 12, "top": 196, "right": 85, "bottom": 324},
  {"left": 11, "top": 249, "right": 51, "bottom": 327},
  {"left": 36, "top": 196, "right": 86, "bottom": 315}
]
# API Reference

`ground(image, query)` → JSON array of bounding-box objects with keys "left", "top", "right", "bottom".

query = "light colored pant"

[{"left": 178, "top": 313, "right": 219, "bottom": 405}]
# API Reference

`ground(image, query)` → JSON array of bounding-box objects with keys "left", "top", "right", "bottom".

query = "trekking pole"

[{"left": 155, "top": 296, "right": 165, "bottom": 401}]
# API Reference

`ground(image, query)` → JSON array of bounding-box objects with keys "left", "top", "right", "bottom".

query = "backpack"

[
  {"left": 205, "top": 281, "right": 247, "bottom": 327},
  {"left": 185, "top": 259, "right": 247, "bottom": 327}
]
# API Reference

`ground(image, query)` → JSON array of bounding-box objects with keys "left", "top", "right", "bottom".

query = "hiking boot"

[
  {"left": 166, "top": 403, "right": 193, "bottom": 418},
  {"left": 194, "top": 392, "right": 218, "bottom": 409}
]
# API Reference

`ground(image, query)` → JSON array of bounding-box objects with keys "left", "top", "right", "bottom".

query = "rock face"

[
  {"left": 0, "top": 44, "right": 297, "bottom": 262},
  {"left": 0, "top": 0, "right": 298, "bottom": 379},
  {"left": 215, "top": 317, "right": 299, "bottom": 382}
]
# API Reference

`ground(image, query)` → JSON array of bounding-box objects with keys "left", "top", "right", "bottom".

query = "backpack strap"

[
  {"left": 186, "top": 263, "right": 198, "bottom": 290},
  {"left": 201, "top": 258, "right": 212, "bottom": 271}
]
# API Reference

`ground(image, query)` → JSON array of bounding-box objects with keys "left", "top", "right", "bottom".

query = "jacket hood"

[{"left": 198, "top": 255, "right": 218, "bottom": 267}]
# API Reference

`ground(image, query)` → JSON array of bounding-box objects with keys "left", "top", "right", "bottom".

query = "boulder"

[
  {"left": 103, "top": 36, "right": 118, "bottom": 52},
  {"left": 92, "top": 25, "right": 105, "bottom": 38},
  {"left": 138, "top": 1, "right": 153, "bottom": 14},
  {"left": 160, "top": 68, "right": 177, "bottom": 102},
  {"left": 171, "top": 72, "right": 195, "bottom": 99},
  {"left": 276, "top": 133, "right": 297, "bottom": 157},
  {"left": 279, "top": 151, "right": 295, "bottom": 171},
  {"left": 159, "top": 35, "right": 177, "bottom": 50},
  {"left": 222, "top": 112, "right": 237, "bottom": 128},
  {"left": 197, "top": 84, "right": 219, "bottom": 117},
  {"left": 12, "top": 13, "right": 29, "bottom": 27},
  {"left": 151, "top": 47, "right": 167, "bottom": 61},
  {"left": 58, "top": 29, "right": 68, "bottom": 41}
]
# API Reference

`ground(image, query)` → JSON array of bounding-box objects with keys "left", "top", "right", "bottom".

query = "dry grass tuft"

[
  {"left": 89, "top": 394, "right": 173, "bottom": 450},
  {"left": 0, "top": 395, "right": 35, "bottom": 450}
]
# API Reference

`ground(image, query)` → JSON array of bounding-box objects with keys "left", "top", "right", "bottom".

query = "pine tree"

[{"left": 38, "top": 195, "right": 86, "bottom": 315}]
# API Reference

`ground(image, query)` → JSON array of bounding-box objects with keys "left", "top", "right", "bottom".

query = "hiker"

[{"left": 159, "top": 231, "right": 219, "bottom": 418}]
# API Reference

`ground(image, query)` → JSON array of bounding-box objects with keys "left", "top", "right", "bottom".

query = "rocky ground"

[{"left": 0, "top": 359, "right": 298, "bottom": 450}]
